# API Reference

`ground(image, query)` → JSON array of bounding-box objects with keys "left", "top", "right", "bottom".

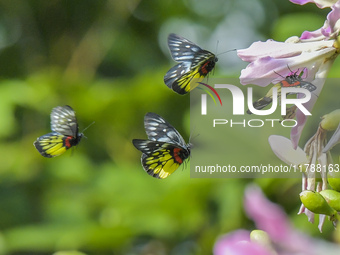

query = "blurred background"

[{"left": 0, "top": 0, "right": 339, "bottom": 254}]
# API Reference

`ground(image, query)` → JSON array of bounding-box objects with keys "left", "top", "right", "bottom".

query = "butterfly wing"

[
  {"left": 167, "top": 65, "right": 204, "bottom": 95},
  {"left": 132, "top": 139, "right": 190, "bottom": 179},
  {"left": 144, "top": 112, "right": 187, "bottom": 148},
  {"left": 51, "top": 105, "right": 78, "bottom": 137},
  {"left": 165, "top": 33, "right": 217, "bottom": 95},
  {"left": 164, "top": 62, "right": 191, "bottom": 89},
  {"left": 34, "top": 132, "right": 72, "bottom": 158},
  {"left": 167, "top": 33, "right": 203, "bottom": 62}
]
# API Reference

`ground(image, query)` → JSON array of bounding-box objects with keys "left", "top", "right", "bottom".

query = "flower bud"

[
  {"left": 328, "top": 170, "right": 340, "bottom": 192},
  {"left": 320, "top": 109, "right": 340, "bottom": 131},
  {"left": 319, "top": 189, "right": 340, "bottom": 212},
  {"left": 300, "top": 190, "right": 337, "bottom": 216},
  {"left": 250, "top": 230, "right": 275, "bottom": 254},
  {"left": 250, "top": 230, "right": 271, "bottom": 246}
]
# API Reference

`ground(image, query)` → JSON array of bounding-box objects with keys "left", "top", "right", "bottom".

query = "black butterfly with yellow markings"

[
  {"left": 164, "top": 33, "right": 218, "bottom": 95},
  {"left": 34, "top": 105, "right": 84, "bottom": 158},
  {"left": 132, "top": 112, "right": 191, "bottom": 179}
]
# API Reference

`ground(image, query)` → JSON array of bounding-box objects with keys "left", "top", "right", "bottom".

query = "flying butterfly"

[
  {"left": 247, "top": 69, "right": 316, "bottom": 114},
  {"left": 132, "top": 112, "right": 191, "bottom": 179},
  {"left": 34, "top": 105, "right": 84, "bottom": 158},
  {"left": 164, "top": 33, "right": 218, "bottom": 95}
]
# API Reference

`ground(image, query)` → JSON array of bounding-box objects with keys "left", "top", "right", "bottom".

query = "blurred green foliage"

[{"left": 0, "top": 0, "right": 339, "bottom": 254}]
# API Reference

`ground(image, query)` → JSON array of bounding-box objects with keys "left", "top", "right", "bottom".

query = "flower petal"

[
  {"left": 318, "top": 214, "right": 327, "bottom": 232},
  {"left": 238, "top": 40, "right": 335, "bottom": 86},
  {"left": 213, "top": 230, "right": 272, "bottom": 255},
  {"left": 323, "top": 122, "right": 340, "bottom": 152},
  {"left": 290, "top": 0, "right": 338, "bottom": 8},
  {"left": 291, "top": 59, "right": 334, "bottom": 148},
  {"left": 301, "top": 2, "right": 340, "bottom": 40},
  {"left": 290, "top": 0, "right": 319, "bottom": 5},
  {"left": 300, "top": 27, "right": 325, "bottom": 40},
  {"left": 244, "top": 185, "right": 291, "bottom": 241},
  {"left": 326, "top": 1, "right": 340, "bottom": 37},
  {"left": 268, "top": 135, "right": 307, "bottom": 165},
  {"left": 245, "top": 185, "right": 320, "bottom": 254}
]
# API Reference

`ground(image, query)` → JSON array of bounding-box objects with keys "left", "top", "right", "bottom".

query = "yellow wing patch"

[
  {"left": 173, "top": 67, "right": 204, "bottom": 94},
  {"left": 142, "top": 149, "right": 181, "bottom": 179},
  {"left": 34, "top": 134, "right": 68, "bottom": 158}
]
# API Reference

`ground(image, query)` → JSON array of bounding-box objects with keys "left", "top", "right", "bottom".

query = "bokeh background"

[{"left": 0, "top": 0, "right": 339, "bottom": 254}]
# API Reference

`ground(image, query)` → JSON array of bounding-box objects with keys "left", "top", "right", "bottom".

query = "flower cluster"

[
  {"left": 214, "top": 185, "right": 340, "bottom": 255},
  {"left": 238, "top": 0, "right": 340, "bottom": 148},
  {"left": 237, "top": 0, "right": 340, "bottom": 231},
  {"left": 213, "top": 1, "right": 340, "bottom": 253}
]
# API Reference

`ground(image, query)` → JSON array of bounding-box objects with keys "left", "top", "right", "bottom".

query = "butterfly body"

[
  {"left": 164, "top": 33, "right": 217, "bottom": 95},
  {"left": 34, "top": 105, "right": 83, "bottom": 158},
  {"left": 199, "top": 55, "right": 217, "bottom": 75},
  {"left": 132, "top": 112, "right": 190, "bottom": 179}
]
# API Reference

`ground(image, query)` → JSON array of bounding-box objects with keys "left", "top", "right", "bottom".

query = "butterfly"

[
  {"left": 132, "top": 112, "right": 191, "bottom": 179},
  {"left": 247, "top": 69, "right": 316, "bottom": 114},
  {"left": 34, "top": 105, "right": 84, "bottom": 158},
  {"left": 164, "top": 33, "right": 218, "bottom": 95}
]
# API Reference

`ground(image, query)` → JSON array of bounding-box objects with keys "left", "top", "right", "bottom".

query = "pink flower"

[
  {"left": 300, "top": 1, "right": 340, "bottom": 40},
  {"left": 213, "top": 230, "right": 272, "bottom": 255},
  {"left": 290, "top": 0, "right": 338, "bottom": 8},
  {"left": 237, "top": 1, "right": 340, "bottom": 148},
  {"left": 213, "top": 185, "right": 340, "bottom": 255},
  {"left": 244, "top": 185, "right": 317, "bottom": 254}
]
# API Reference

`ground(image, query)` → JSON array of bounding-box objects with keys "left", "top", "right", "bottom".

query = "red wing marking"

[
  {"left": 64, "top": 136, "right": 73, "bottom": 148},
  {"left": 173, "top": 148, "right": 183, "bottom": 164},
  {"left": 200, "top": 61, "right": 210, "bottom": 75}
]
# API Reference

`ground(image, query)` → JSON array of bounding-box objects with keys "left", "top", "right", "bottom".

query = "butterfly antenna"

[
  {"left": 215, "top": 40, "right": 219, "bottom": 55},
  {"left": 216, "top": 48, "right": 237, "bottom": 57},
  {"left": 189, "top": 125, "right": 198, "bottom": 144},
  {"left": 81, "top": 121, "right": 95, "bottom": 134},
  {"left": 189, "top": 126, "right": 200, "bottom": 155},
  {"left": 189, "top": 133, "right": 200, "bottom": 147}
]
